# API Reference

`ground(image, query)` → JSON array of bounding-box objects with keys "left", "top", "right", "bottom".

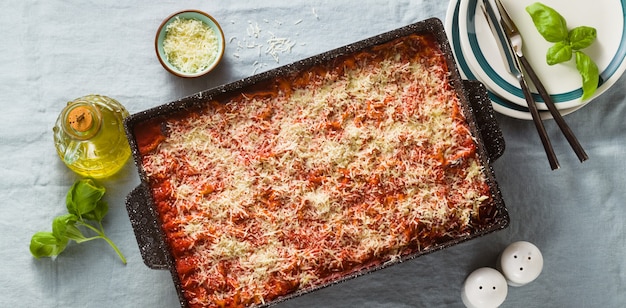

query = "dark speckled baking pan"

[{"left": 124, "top": 17, "right": 508, "bottom": 307}]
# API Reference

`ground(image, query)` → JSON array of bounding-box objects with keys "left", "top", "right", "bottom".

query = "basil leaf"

[
  {"left": 30, "top": 231, "right": 68, "bottom": 258},
  {"left": 66, "top": 179, "right": 106, "bottom": 217},
  {"left": 526, "top": 2, "right": 569, "bottom": 42},
  {"left": 52, "top": 214, "right": 87, "bottom": 242},
  {"left": 569, "top": 26, "right": 597, "bottom": 50},
  {"left": 82, "top": 200, "right": 109, "bottom": 222},
  {"left": 576, "top": 51, "right": 599, "bottom": 100},
  {"left": 30, "top": 179, "right": 126, "bottom": 263},
  {"left": 546, "top": 41, "right": 572, "bottom": 65},
  {"left": 52, "top": 214, "right": 77, "bottom": 238}
]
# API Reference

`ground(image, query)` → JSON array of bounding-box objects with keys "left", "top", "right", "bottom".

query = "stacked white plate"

[{"left": 445, "top": 0, "right": 626, "bottom": 119}]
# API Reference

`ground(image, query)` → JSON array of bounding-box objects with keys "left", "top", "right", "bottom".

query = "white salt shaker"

[
  {"left": 462, "top": 267, "right": 508, "bottom": 308},
  {"left": 497, "top": 241, "right": 544, "bottom": 287}
]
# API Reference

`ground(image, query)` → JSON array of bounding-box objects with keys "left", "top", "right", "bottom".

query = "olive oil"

[{"left": 53, "top": 95, "right": 131, "bottom": 178}]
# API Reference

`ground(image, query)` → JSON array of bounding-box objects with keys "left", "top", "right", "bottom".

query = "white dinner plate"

[
  {"left": 445, "top": 0, "right": 582, "bottom": 119},
  {"left": 457, "top": 0, "right": 626, "bottom": 111}
]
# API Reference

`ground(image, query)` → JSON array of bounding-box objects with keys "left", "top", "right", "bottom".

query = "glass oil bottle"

[{"left": 53, "top": 95, "right": 131, "bottom": 178}]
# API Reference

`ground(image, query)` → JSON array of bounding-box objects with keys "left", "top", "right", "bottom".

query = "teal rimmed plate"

[
  {"left": 457, "top": 0, "right": 626, "bottom": 111},
  {"left": 446, "top": 0, "right": 581, "bottom": 119}
]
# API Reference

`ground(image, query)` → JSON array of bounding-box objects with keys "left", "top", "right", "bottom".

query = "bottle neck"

[{"left": 61, "top": 102, "right": 102, "bottom": 140}]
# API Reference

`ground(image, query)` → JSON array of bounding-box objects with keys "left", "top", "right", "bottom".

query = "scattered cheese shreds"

[
  {"left": 265, "top": 35, "right": 296, "bottom": 63},
  {"left": 231, "top": 17, "right": 311, "bottom": 73},
  {"left": 163, "top": 17, "right": 219, "bottom": 74}
]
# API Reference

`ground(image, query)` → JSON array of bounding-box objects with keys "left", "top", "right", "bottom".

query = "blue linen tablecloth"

[{"left": 1, "top": 1, "right": 624, "bottom": 307}]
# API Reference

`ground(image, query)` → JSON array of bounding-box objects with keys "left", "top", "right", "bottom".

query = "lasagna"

[{"left": 135, "top": 34, "right": 497, "bottom": 308}]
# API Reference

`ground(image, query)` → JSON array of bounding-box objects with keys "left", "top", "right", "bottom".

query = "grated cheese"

[
  {"left": 231, "top": 17, "right": 309, "bottom": 72},
  {"left": 163, "top": 17, "right": 220, "bottom": 74}
]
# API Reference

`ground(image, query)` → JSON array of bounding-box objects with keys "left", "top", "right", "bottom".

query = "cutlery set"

[{"left": 480, "top": 0, "right": 588, "bottom": 169}]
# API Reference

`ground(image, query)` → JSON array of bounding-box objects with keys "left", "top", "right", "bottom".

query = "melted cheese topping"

[
  {"left": 163, "top": 17, "right": 219, "bottom": 73},
  {"left": 139, "top": 34, "right": 494, "bottom": 308}
]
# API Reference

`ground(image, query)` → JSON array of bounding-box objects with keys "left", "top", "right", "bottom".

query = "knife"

[{"left": 480, "top": 0, "right": 560, "bottom": 170}]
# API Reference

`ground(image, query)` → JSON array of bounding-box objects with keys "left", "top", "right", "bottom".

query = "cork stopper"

[{"left": 67, "top": 106, "right": 94, "bottom": 132}]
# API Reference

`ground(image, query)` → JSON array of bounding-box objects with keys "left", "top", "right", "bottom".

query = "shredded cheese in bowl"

[{"left": 156, "top": 11, "right": 225, "bottom": 77}]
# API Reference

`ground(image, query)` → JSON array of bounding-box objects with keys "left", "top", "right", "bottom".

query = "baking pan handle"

[
  {"left": 125, "top": 184, "right": 170, "bottom": 269},
  {"left": 463, "top": 80, "right": 505, "bottom": 162}
]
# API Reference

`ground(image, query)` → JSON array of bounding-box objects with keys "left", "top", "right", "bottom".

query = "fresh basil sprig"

[
  {"left": 526, "top": 2, "right": 599, "bottom": 100},
  {"left": 29, "top": 179, "right": 126, "bottom": 264}
]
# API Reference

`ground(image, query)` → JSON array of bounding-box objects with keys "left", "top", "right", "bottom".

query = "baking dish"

[{"left": 125, "top": 17, "right": 508, "bottom": 307}]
